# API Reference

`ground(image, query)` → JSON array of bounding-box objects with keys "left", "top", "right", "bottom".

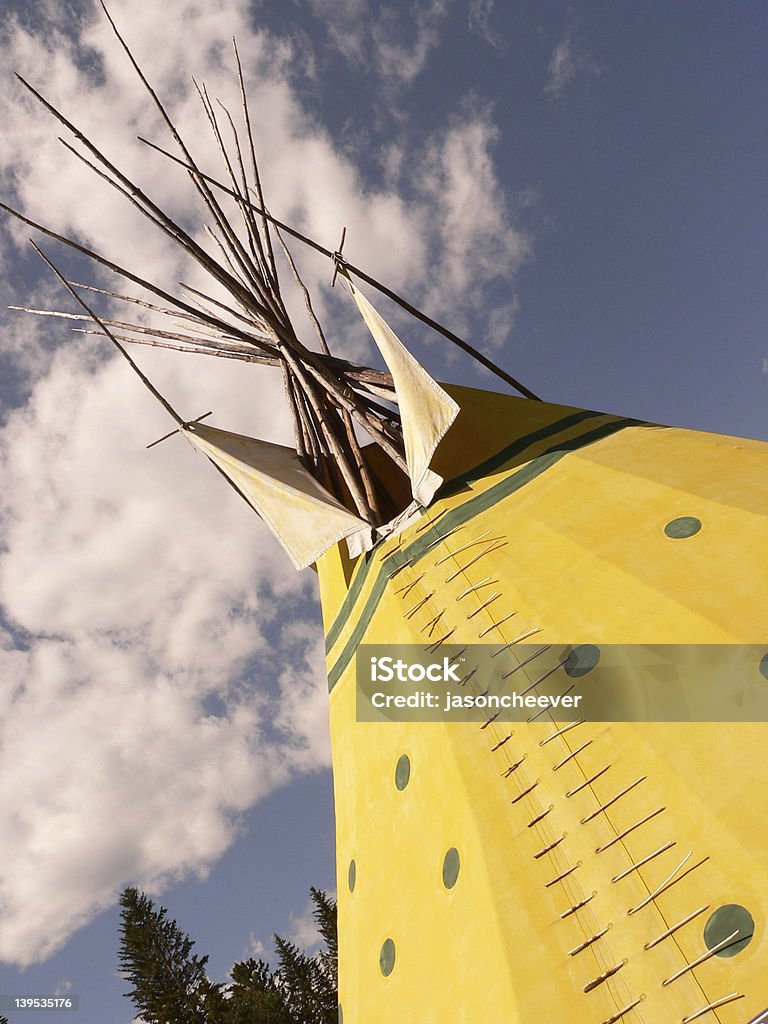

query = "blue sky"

[{"left": 0, "top": 1, "right": 767, "bottom": 1021}]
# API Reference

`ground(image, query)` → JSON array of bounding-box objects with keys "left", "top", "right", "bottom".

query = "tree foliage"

[{"left": 118, "top": 886, "right": 337, "bottom": 1024}]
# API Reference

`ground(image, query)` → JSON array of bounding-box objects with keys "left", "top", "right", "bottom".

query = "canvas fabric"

[
  {"left": 343, "top": 276, "right": 460, "bottom": 506},
  {"left": 183, "top": 422, "right": 373, "bottom": 570}
]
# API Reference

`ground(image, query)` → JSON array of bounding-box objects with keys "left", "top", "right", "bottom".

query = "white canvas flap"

[
  {"left": 344, "top": 276, "right": 459, "bottom": 506},
  {"left": 183, "top": 422, "right": 373, "bottom": 570}
]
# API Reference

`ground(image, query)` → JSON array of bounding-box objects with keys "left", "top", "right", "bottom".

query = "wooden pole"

[
  {"left": 137, "top": 138, "right": 542, "bottom": 400},
  {"left": 31, "top": 243, "right": 184, "bottom": 426}
]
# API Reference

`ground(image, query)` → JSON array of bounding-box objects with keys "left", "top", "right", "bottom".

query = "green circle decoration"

[
  {"left": 664, "top": 515, "right": 702, "bottom": 539},
  {"left": 395, "top": 754, "right": 411, "bottom": 791},
  {"left": 564, "top": 644, "right": 601, "bottom": 677},
  {"left": 338, "top": 1005, "right": 343, "bottom": 1024},
  {"left": 442, "top": 847, "right": 460, "bottom": 889},
  {"left": 379, "top": 937, "right": 396, "bottom": 976},
  {"left": 348, "top": 859, "right": 356, "bottom": 893},
  {"left": 759, "top": 653, "right": 768, "bottom": 680},
  {"left": 704, "top": 904, "right": 754, "bottom": 958}
]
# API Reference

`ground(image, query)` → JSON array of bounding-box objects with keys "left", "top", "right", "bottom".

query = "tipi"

[{"left": 5, "top": 11, "right": 768, "bottom": 1024}]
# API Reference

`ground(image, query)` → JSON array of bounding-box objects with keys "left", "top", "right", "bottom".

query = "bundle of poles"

[{"left": 2, "top": 2, "right": 538, "bottom": 527}]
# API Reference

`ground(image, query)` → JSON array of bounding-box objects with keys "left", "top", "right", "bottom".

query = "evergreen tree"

[
  {"left": 118, "top": 888, "right": 220, "bottom": 1024},
  {"left": 226, "top": 958, "right": 292, "bottom": 1024},
  {"left": 309, "top": 888, "right": 338, "bottom": 998},
  {"left": 117, "top": 886, "right": 337, "bottom": 1024},
  {"left": 273, "top": 889, "right": 337, "bottom": 1024}
]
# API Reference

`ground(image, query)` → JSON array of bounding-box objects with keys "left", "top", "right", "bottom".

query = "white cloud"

[
  {"left": 0, "top": 0, "right": 330, "bottom": 968},
  {"left": 546, "top": 31, "right": 577, "bottom": 98},
  {"left": 545, "top": 23, "right": 601, "bottom": 99},
  {"left": 0, "top": 0, "right": 532, "bottom": 967},
  {"left": 276, "top": 625, "right": 332, "bottom": 771},
  {"left": 0, "top": 332, "right": 325, "bottom": 964},
  {"left": 0, "top": 633, "right": 287, "bottom": 964},
  {"left": 303, "top": 0, "right": 448, "bottom": 93},
  {"left": 287, "top": 900, "right": 321, "bottom": 952},
  {"left": 415, "top": 103, "right": 532, "bottom": 344},
  {"left": 467, "top": 0, "right": 502, "bottom": 49}
]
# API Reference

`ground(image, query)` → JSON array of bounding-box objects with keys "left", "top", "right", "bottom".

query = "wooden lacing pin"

[
  {"left": 148, "top": 410, "right": 213, "bottom": 449},
  {"left": 330, "top": 225, "right": 348, "bottom": 286},
  {"left": 491, "top": 733, "right": 513, "bottom": 752},
  {"left": 567, "top": 925, "right": 610, "bottom": 956},
  {"left": 611, "top": 841, "right": 675, "bottom": 883},
  {"left": 566, "top": 765, "right": 611, "bottom": 798},
  {"left": 422, "top": 524, "right": 464, "bottom": 551},
  {"left": 425, "top": 628, "right": 455, "bottom": 653},
  {"left": 405, "top": 591, "right": 435, "bottom": 619},
  {"left": 387, "top": 558, "right": 412, "bottom": 580},
  {"left": 553, "top": 741, "right": 593, "bottom": 770},
  {"left": 456, "top": 576, "right": 497, "bottom": 601},
  {"left": 466, "top": 592, "right": 500, "bottom": 619},
  {"left": 545, "top": 862, "right": 581, "bottom": 888},
  {"left": 511, "top": 780, "right": 539, "bottom": 804},
  {"left": 583, "top": 961, "right": 626, "bottom": 993},
  {"left": 643, "top": 904, "right": 709, "bottom": 950},
  {"left": 478, "top": 611, "right": 518, "bottom": 638},
  {"left": 481, "top": 710, "right": 501, "bottom": 729},
  {"left": 444, "top": 541, "right": 508, "bottom": 583},
  {"left": 491, "top": 626, "right": 543, "bottom": 656},
  {"left": 534, "top": 833, "right": 566, "bottom": 858},
  {"left": 448, "top": 647, "right": 467, "bottom": 665},
  {"left": 415, "top": 509, "right": 447, "bottom": 532},
  {"left": 514, "top": 660, "right": 567, "bottom": 698},
  {"left": 502, "top": 644, "right": 551, "bottom": 678},
  {"left": 662, "top": 929, "right": 740, "bottom": 986},
  {"left": 501, "top": 755, "right": 526, "bottom": 776},
  {"left": 527, "top": 688, "right": 575, "bottom": 723},
  {"left": 421, "top": 610, "right": 445, "bottom": 637},
  {"left": 458, "top": 666, "right": 478, "bottom": 686},
  {"left": 434, "top": 530, "right": 492, "bottom": 564},
  {"left": 415, "top": 508, "right": 447, "bottom": 532},
  {"left": 527, "top": 805, "right": 554, "bottom": 828},
  {"left": 540, "top": 720, "right": 585, "bottom": 746},
  {"left": 627, "top": 853, "right": 709, "bottom": 916},
  {"left": 396, "top": 573, "right": 424, "bottom": 596},
  {"left": 596, "top": 807, "right": 666, "bottom": 854},
  {"left": 599, "top": 996, "right": 645, "bottom": 1024},
  {"left": 560, "top": 892, "right": 596, "bottom": 919},
  {"left": 581, "top": 777, "right": 646, "bottom": 825},
  {"left": 682, "top": 992, "right": 745, "bottom": 1023},
  {"left": 517, "top": 656, "right": 570, "bottom": 696}
]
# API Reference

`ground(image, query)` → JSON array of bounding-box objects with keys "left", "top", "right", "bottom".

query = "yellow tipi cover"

[{"left": 318, "top": 385, "right": 768, "bottom": 1024}]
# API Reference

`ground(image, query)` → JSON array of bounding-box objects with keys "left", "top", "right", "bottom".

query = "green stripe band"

[
  {"left": 326, "top": 416, "right": 643, "bottom": 691},
  {"left": 324, "top": 407, "right": 603, "bottom": 654}
]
